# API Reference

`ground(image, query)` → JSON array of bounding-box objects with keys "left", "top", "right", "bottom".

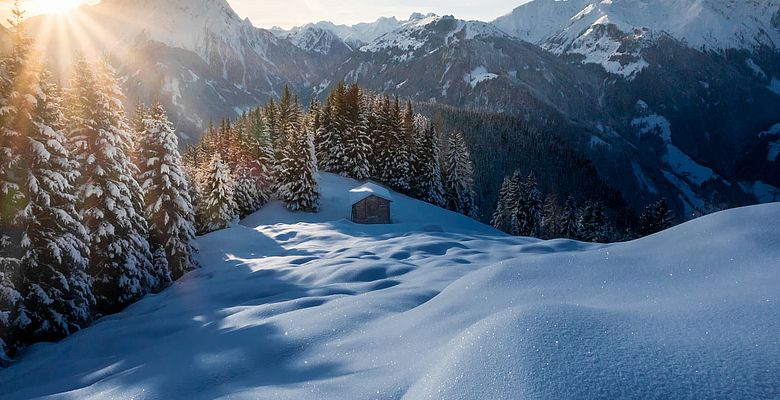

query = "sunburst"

[{"left": 25, "top": 0, "right": 83, "bottom": 15}]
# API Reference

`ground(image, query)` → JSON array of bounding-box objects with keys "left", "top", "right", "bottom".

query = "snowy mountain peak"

[
  {"left": 285, "top": 25, "right": 351, "bottom": 54},
  {"left": 79, "top": 0, "right": 261, "bottom": 59},
  {"left": 361, "top": 15, "right": 508, "bottom": 59},
  {"left": 494, "top": 0, "right": 780, "bottom": 78}
]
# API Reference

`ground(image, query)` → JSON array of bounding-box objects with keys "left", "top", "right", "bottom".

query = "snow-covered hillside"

[
  {"left": 494, "top": 0, "right": 780, "bottom": 77},
  {"left": 1, "top": 174, "right": 778, "bottom": 399}
]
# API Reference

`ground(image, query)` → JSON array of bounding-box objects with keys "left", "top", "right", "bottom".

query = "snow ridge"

[{"left": 494, "top": 0, "right": 780, "bottom": 77}]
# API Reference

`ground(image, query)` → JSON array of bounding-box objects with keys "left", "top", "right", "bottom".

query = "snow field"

[{"left": 1, "top": 174, "right": 778, "bottom": 399}]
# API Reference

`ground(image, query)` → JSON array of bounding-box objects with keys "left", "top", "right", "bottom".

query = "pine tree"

[
  {"left": 138, "top": 102, "right": 198, "bottom": 281},
  {"left": 402, "top": 101, "right": 418, "bottom": 177},
  {"left": 150, "top": 248, "right": 172, "bottom": 291},
  {"left": 233, "top": 167, "right": 264, "bottom": 218},
  {"left": 277, "top": 102, "right": 320, "bottom": 212},
  {"left": 14, "top": 67, "right": 94, "bottom": 345},
  {"left": 321, "top": 82, "right": 348, "bottom": 175},
  {"left": 245, "top": 107, "right": 274, "bottom": 195},
  {"left": 373, "top": 96, "right": 411, "bottom": 191},
  {"left": 560, "top": 196, "right": 581, "bottom": 240},
  {"left": 66, "top": 57, "right": 154, "bottom": 315},
  {"left": 315, "top": 96, "right": 335, "bottom": 170},
  {"left": 491, "top": 176, "right": 515, "bottom": 233},
  {"left": 579, "top": 201, "right": 609, "bottom": 243},
  {"left": 514, "top": 173, "right": 543, "bottom": 237},
  {"left": 198, "top": 154, "right": 238, "bottom": 233},
  {"left": 542, "top": 192, "right": 562, "bottom": 239},
  {"left": 341, "top": 84, "right": 372, "bottom": 180},
  {"left": 639, "top": 199, "right": 675, "bottom": 236},
  {"left": 0, "top": 4, "right": 29, "bottom": 360},
  {"left": 0, "top": 238, "right": 21, "bottom": 363},
  {"left": 443, "top": 132, "right": 478, "bottom": 218},
  {"left": 0, "top": 1, "right": 28, "bottom": 252},
  {"left": 412, "top": 117, "right": 445, "bottom": 206}
]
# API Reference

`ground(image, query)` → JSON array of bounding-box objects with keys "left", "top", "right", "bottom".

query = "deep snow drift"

[{"left": 1, "top": 174, "right": 778, "bottom": 399}]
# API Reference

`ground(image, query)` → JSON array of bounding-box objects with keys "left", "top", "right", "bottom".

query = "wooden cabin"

[{"left": 350, "top": 183, "right": 393, "bottom": 224}]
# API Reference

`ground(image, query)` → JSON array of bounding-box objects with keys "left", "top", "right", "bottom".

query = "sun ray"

[{"left": 25, "top": 0, "right": 83, "bottom": 16}]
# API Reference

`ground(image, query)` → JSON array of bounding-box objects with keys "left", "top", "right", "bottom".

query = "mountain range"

[{"left": 19, "top": 0, "right": 780, "bottom": 218}]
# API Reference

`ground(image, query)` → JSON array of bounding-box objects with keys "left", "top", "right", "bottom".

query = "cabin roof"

[{"left": 349, "top": 182, "right": 394, "bottom": 204}]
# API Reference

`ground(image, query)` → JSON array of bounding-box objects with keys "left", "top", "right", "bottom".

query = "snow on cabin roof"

[{"left": 349, "top": 182, "right": 393, "bottom": 204}]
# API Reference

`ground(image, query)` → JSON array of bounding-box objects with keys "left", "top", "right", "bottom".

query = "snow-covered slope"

[
  {"left": 1, "top": 173, "right": 778, "bottom": 399},
  {"left": 494, "top": 0, "right": 780, "bottom": 77}
]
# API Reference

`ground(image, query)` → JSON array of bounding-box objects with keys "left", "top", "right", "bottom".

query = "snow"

[
  {"left": 2, "top": 173, "right": 779, "bottom": 399},
  {"left": 463, "top": 66, "right": 498, "bottom": 88},
  {"left": 494, "top": 0, "right": 780, "bottom": 77},
  {"left": 739, "top": 181, "right": 780, "bottom": 203},
  {"left": 769, "top": 78, "right": 780, "bottom": 96},
  {"left": 285, "top": 26, "right": 345, "bottom": 54},
  {"left": 768, "top": 141, "right": 780, "bottom": 162},
  {"left": 496, "top": 0, "right": 780, "bottom": 52},
  {"left": 360, "top": 15, "right": 507, "bottom": 62},
  {"left": 349, "top": 182, "right": 394, "bottom": 204},
  {"left": 746, "top": 58, "right": 767, "bottom": 79},
  {"left": 275, "top": 16, "right": 408, "bottom": 47},
  {"left": 632, "top": 114, "right": 718, "bottom": 186}
]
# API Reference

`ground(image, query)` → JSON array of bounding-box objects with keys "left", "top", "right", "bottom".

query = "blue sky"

[{"left": 227, "top": 0, "right": 530, "bottom": 29}]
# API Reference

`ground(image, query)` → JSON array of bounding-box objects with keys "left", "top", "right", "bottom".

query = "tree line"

[
  {"left": 182, "top": 82, "right": 481, "bottom": 231},
  {"left": 0, "top": 8, "right": 197, "bottom": 363},
  {"left": 491, "top": 169, "right": 676, "bottom": 242}
]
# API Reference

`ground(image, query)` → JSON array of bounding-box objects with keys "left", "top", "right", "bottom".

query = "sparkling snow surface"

[{"left": 1, "top": 174, "right": 779, "bottom": 399}]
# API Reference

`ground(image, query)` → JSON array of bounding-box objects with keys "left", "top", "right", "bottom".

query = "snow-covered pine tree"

[
  {"left": 150, "top": 247, "right": 172, "bottom": 291},
  {"left": 413, "top": 118, "right": 446, "bottom": 207},
  {"left": 515, "top": 173, "right": 543, "bottom": 237},
  {"left": 365, "top": 94, "right": 382, "bottom": 177},
  {"left": 130, "top": 101, "right": 148, "bottom": 169},
  {"left": 233, "top": 167, "right": 264, "bottom": 218},
  {"left": 198, "top": 154, "right": 238, "bottom": 233},
  {"left": 0, "top": 5, "right": 27, "bottom": 360},
  {"left": 560, "top": 196, "right": 581, "bottom": 240},
  {"left": 541, "top": 192, "right": 562, "bottom": 239},
  {"left": 491, "top": 176, "right": 514, "bottom": 233},
  {"left": 243, "top": 107, "right": 274, "bottom": 200},
  {"left": 443, "top": 131, "right": 478, "bottom": 218},
  {"left": 273, "top": 87, "right": 295, "bottom": 170},
  {"left": 322, "top": 82, "right": 347, "bottom": 174},
  {"left": 277, "top": 102, "right": 320, "bottom": 212},
  {"left": 639, "top": 198, "right": 675, "bottom": 236},
  {"left": 402, "top": 101, "right": 418, "bottom": 177},
  {"left": 0, "top": 235, "right": 21, "bottom": 363},
  {"left": 66, "top": 57, "right": 154, "bottom": 314},
  {"left": 372, "top": 96, "right": 411, "bottom": 191},
  {"left": 579, "top": 201, "right": 609, "bottom": 243},
  {"left": 315, "top": 96, "right": 334, "bottom": 170},
  {"left": 138, "top": 102, "right": 198, "bottom": 281},
  {"left": 0, "top": 2, "right": 28, "bottom": 247},
  {"left": 342, "top": 84, "right": 371, "bottom": 180},
  {"left": 14, "top": 66, "right": 94, "bottom": 345}
]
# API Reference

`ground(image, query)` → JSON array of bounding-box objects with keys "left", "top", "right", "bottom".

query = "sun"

[{"left": 25, "top": 0, "right": 83, "bottom": 15}]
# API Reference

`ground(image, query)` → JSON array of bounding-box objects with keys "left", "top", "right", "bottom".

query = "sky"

[
  {"left": 1, "top": 0, "right": 530, "bottom": 29},
  {"left": 227, "top": 0, "right": 530, "bottom": 29}
]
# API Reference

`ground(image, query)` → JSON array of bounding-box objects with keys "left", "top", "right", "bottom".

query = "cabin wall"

[{"left": 352, "top": 195, "right": 391, "bottom": 224}]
